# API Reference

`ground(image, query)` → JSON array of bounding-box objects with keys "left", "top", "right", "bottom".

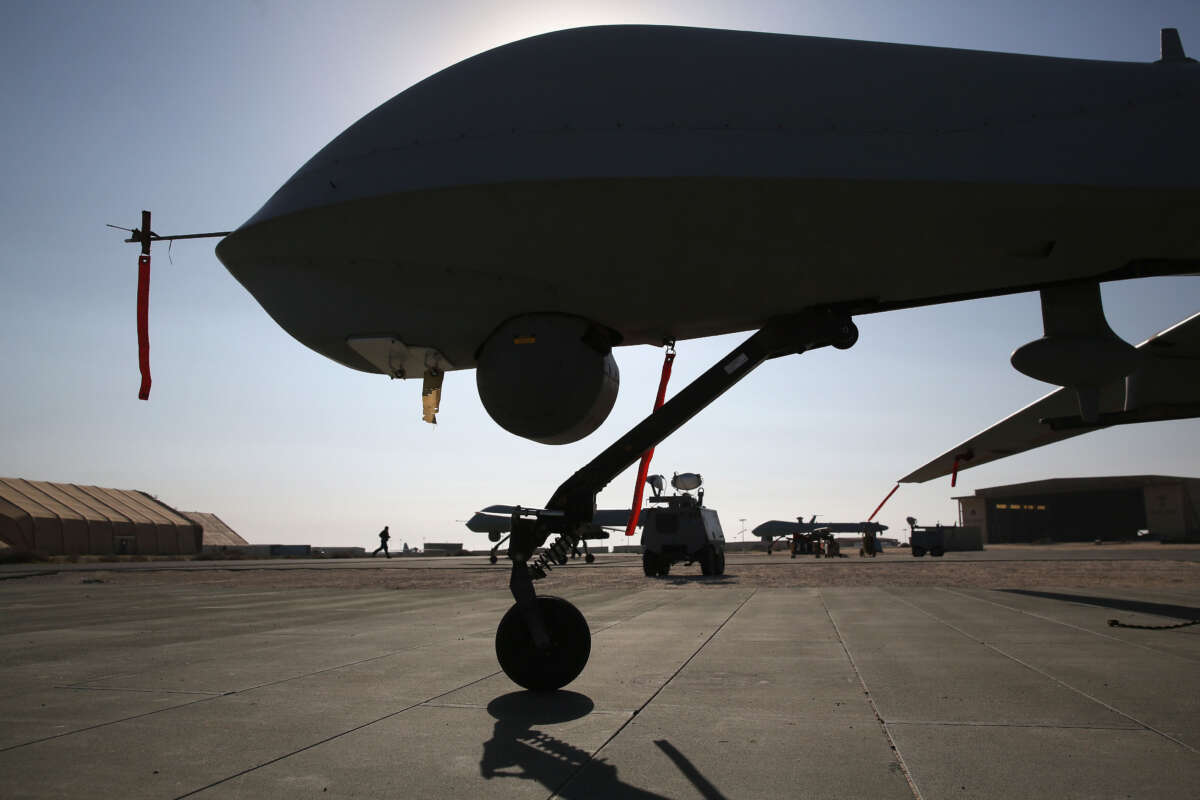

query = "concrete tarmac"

[
  {"left": 3, "top": 544, "right": 1199, "bottom": 582},
  {"left": 1, "top": 569, "right": 1198, "bottom": 798}
]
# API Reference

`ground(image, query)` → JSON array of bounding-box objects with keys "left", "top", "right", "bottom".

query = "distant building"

[
  {"left": 423, "top": 542, "right": 465, "bottom": 555},
  {"left": 0, "top": 478, "right": 201, "bottom": 555},
  {"left": 955, "top": 476, "right": 1200, "bottom": 543},
  {"left": 181, "top": 512, "right": 248, "bottom": 547}
]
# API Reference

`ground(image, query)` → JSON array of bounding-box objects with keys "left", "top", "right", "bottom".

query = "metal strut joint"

[{"left": 501, "top": 308, "right": 858, "bottom": 644}]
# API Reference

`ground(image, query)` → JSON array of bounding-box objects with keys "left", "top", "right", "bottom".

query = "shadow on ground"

[
  {"left": 657, "top": 574, "right": 739, "bottom": 586},
  {"left": 1001, "top": 589, "right": 1200, "bottom": 621},
  {"left": 481, "top": 691, "right": 727, "bottom": 798}
]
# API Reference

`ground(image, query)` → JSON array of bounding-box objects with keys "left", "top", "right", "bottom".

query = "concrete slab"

[
  {"left": 887, "top": 587, "right": 1200, "bottom": 749},
  {"left": 0, "top": 686, "right": 211, "bottom": 751},
  {"left": 562, "top": 706, "right": 912, "bottom": 800},
  {"left": 950, "top": 586, "right": 1200, "bottom": 662},
  {"left": 198, "top": 698, "right": 628, "bottom": 800},
  {"left": 889, "top": 725, "right": 1200, "bottom": 800},
  {"left": 822, "top": 588, "right": 1138, "bottom": 729},
  {"left": 2, "top": 569, "right": 1198, "bottom": 799}
]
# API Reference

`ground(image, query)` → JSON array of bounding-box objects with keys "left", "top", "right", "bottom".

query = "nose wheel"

[
  {"left": 496, "top": 595, "right": 591, "bottom": 691},
  {"left": 494, "top": 310, "right": 857, "bottom": 691}
]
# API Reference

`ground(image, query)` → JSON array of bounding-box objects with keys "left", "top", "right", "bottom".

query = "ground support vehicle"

[
  {"left": 908, "top": 524, "right": 984, "bottom": 556},
  {"left": 641, "top": 491, "right": 726, "bottom": 577},
  {"left": 785, "top": 530, "right": 843, "bottom": 558}
]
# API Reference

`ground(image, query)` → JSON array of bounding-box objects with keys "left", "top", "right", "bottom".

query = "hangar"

[
  {"left": 955, "top": 475, "right": 1200, "bottom": 544},
  {"left": 0, "top": 478, "right": 202, "bottom": 556},
  {"left": 182, "top": 511, "right": 249, "bottom": 547}
]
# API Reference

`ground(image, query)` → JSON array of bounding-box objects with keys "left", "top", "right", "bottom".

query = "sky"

[{"left": 1, "top": 1, "right": 1197, "bottom": 552}]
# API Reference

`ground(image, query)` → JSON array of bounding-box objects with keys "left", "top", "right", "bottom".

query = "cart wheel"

[
  {"left": 495, "top": 596, "right": 591, "bottom": 691},
  {"left": 585, "top": 552, "right": 595, "bottom": 564},
  {"left": 490, "top": 554, "right": 498, "bottom": 564},
  {"left": 931, "top": 547, "right": 945, "bottom": 557},
  {"left": 912, "top": 546, "right": 926, "bottom": 557}
]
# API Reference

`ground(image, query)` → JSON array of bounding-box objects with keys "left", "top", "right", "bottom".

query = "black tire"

[
  {"left": 912, "top": 546, "right": 926, "bottom": 557},
  {"left": 715, "top": 549, "right": 726, "bottom": 575},
  {"left": 658, "top": 562, "right": 670, "bottom": 576},
  {"left": 585, "top": 552, "right": 595, "bottom": 564},
  {"left": 698, "top": 545, "right": 715, "bottom": 575},
  {"left": 489, "top": 554, "right": 498, "bottom": 564},
  {"left": 931, "top": 547, "right": 945, "bottom": 558},
  {"left": 495, "top": 596, "right": 591, "bottom": 692},
  {"left": 643, "top": 552, "right": 658, "bottom": 577}
]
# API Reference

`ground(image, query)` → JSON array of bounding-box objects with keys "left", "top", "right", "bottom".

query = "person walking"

[{"left": 373, "top": 526, "right": 391, "bottom": 558}]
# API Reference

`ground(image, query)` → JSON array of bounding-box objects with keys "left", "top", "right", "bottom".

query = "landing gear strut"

[
  {"left": 488, "top": 531, "right": 509, "bottom": 564},
  {"left": 494, "top": 309, "right": 858, "bottom": 690}
]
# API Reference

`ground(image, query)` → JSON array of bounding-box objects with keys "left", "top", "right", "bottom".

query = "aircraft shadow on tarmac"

[
  {"left": 1000, "top": 589, "right": 1200, "bottom": 622},
  {"left": 655, "top": 574, "right": 739, "bottom": 587},
  {"left": 481, "top": 691, "right": 728, "bottom": 799}
]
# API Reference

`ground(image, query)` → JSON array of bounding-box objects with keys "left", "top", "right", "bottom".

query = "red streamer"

[
  {"left": 866, "top": 484, "right": 899, "bottom": 523},
  {"left": 137, "top": 253, "right": 151, "bottom": 400},
  {"left": 950, "top": 449, "right": 973, "bottom": 487},
  {"left": 624, "top": 349, "right": 676, "bottom": 535}
]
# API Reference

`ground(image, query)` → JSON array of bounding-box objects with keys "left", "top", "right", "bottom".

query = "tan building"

[
  {"left": 0, "top": 478, "right": 202, "bottom": 556},
  {"left": 955, "top": 475, "right": 1200, "bottom": 543},
  {"left": 181, "top": 512, "right": 249, "bottom": 547}
]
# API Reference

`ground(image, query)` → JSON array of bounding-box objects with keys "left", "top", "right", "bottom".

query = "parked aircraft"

[
  {"left": 753, "top": 516, "right": 889, "bottom": 553},
  {"left": 466, "top": 474, "right": 687, "bottom": 562},
  {"left": 466, "top": 505, "right": 629, "bottom": 564},
  {"left": 131, "top": 25, "right": 1198, "bottom": 691}
]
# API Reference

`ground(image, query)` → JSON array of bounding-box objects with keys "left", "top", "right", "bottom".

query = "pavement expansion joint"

[
  {"left": 546, "top": 589, "right": 757, "bottom": 800},
  {"left": 941, "top": 587, "right": 1200, "bottom": 663},
  {"left": 885, "top": 589, "right": 1200, "bottom": 756},
  {"left": 0, "top": 693, "right": 218, "bottom": 754},
  {"left": 589, "top": 600, "right": 677, "bottom": 635},
  {"left": 55, "top": 685, "right": 223, "bottom": 696},
  {"left": 171, "top": 669, "right": 506, "bottom": 799},
  {"left": 5, "top": 619, "right": 505, "bottom": 753},
  {"left": 885, "top": 720, "right": 1145, "bottom": 730},
  {"left": 820, "top": 588, "right": 924, "bottom": 800},
  {"left": 163, "top": 591, "right": 697, "bottom": 798}
]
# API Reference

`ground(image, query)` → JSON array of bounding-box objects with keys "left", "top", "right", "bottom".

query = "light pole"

[{"left": 739, "top": 518, "right": 747, "bottom": 552}]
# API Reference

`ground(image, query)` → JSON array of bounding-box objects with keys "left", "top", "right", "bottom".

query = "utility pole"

[{"left": 739, "top": 518, "right": 747, "bottom": 552}]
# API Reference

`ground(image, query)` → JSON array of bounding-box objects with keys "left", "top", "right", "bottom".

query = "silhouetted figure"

[{"left": 373, "top": 526, "right": 391, "bottom": 558}]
